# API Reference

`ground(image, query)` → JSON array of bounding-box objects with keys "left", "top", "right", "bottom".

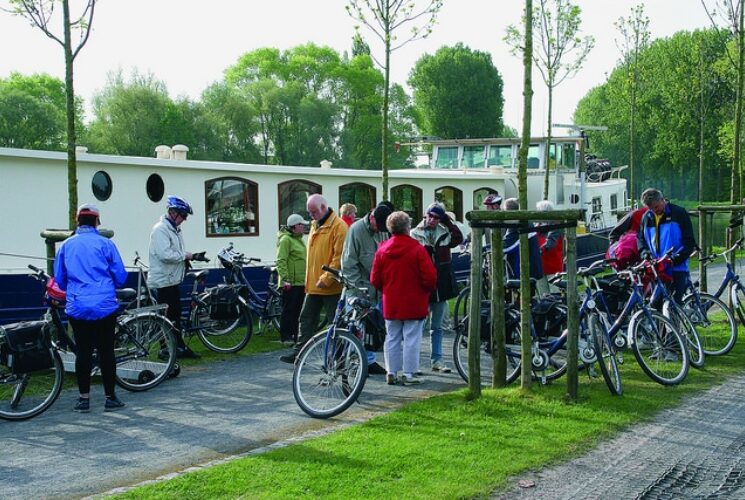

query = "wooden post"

[
  {"left": 40, "top": 228, "right": 114, "bottom": 276},
  {"left": 565, "top": 225, "right": 579, "bottom": 401},
  {"left": 519, "top": 231, "right": 532, "bottom": 391},
  {"left": 698, "top": 208, "right": 707, "bottom": 292},
  {"left": 467, "top": 227, "right": 484, "bottom": 398},
  {"left": 492, "top": 227, "right": 506, "bottom": 387}
]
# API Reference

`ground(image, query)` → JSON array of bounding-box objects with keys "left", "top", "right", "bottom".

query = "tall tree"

[
  {"left": 506, "top": 0, "right": 594, "bottom": 200},
  {"left": 408, "top": 43, "right": 504, "bottom": 140},
  {"left": 615, "top": 4, "right": 650, "bottom": 204},
  {"left": 346, "top": 0, "right": 443, "bottom": 200},
  {"left": 702, "top": 0, "right": 744, "bottom": 203},
  {"left": 7, "top": 0, "right": 97, "bottom": 228}
]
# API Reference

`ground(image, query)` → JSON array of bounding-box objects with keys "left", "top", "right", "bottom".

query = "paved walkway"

[
  {"left": 0, "top": 342, "right": 464, "bottom": 499},
  {"left": 496, "top": 373, "right": 745, "bottom": 499}
]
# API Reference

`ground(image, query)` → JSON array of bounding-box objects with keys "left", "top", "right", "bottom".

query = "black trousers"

[
  {"left": 156, "top": 285, "right": 185, "bottom": 345},
  {"left": 280, "top": 286, "right": 305, "bottom": 342},
  {"left": 69, "top": 314, "right": 117, "bottom": 396}
]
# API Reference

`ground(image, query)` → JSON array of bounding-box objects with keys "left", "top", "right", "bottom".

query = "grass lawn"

[{"left": 116, "top": 333, "right": 745, "bottom": 499}]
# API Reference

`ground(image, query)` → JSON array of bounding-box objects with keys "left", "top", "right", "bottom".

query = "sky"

[{"left": 0, "top": 0, "right": 718, "bottom": 137}]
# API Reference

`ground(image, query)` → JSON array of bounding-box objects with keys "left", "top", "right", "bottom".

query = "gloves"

[{"left": 192, "top": 251, "right": 209, "bottom": 262}]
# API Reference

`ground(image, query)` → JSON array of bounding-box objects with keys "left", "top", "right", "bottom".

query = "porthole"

[
  {"left": 92, "top": 171, "right": 112, "bottom": 201},
  {"left": 147, "top": 174, "right": 164, "bottom": 202},
  {"left": 570, "top": 194, "right": 580, "bottom": 204}
]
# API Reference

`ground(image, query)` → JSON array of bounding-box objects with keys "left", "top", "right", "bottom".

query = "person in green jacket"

[{"left": 276, "top": 214, "right": 308, "bottom": 344}]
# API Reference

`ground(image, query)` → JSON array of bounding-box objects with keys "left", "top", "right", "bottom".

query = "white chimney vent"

[
  {"left": 320, "top": 159, "right": 332, "bottom": 169},
  {"left": 155, "top": 145, "right": 172, "bottom": 159},
  {"left": 75, "top": 146, "right": 88, "bottom": 154},
  {"left": 172, "top": 144, "right": 189, "bottom": 160}
]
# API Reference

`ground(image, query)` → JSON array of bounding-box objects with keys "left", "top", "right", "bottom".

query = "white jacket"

[{"left": 147, "top": 216, "right": 187, "bottom": 289}]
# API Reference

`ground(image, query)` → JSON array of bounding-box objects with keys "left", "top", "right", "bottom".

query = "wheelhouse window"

[
  {"left": 92, "top": 171, "right": 112, "bottom": 201},
  {"left": 528, "top": 144, "right": 540, "bottom": 168},
  {"left": 339, "top": 183, "right": 376, "bottom": 217},
  {"left": 473, "top": 188, "right": 498, "bottom": 209},
  {"left": 462, "top": 146, "right": 486, "bottom": 168},
  {"left": 206, "top": 177, "right": 258, "bottom": 237},
  {"left": 434, "top": 147, "right": 458, "bottom": 169},
  {"left": 487, "top": 145, "right": 513, "bottom": 168},
  {"left": 434, "top": 186, "right": 463, "bottom": 221},
  {"left": 557, "top": 142, "right": 576, "bottom": 169},
  {"left": 610, "top": 194, "right": 618, "bottom": 211},
  {"left": 278, "top": 180, "right": 322, "bottom": 230},
  {"left": 391, "top": 184, "right": 423, "bottom": 222}
]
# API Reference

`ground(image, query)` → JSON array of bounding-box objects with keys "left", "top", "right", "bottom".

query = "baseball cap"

[{"left": 287, "top": 213, "right": 308, "bottom": 226}]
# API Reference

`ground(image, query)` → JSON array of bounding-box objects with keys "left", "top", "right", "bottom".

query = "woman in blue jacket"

[{"left": 54, "top": 204, "right": 128, "bottom": 413}]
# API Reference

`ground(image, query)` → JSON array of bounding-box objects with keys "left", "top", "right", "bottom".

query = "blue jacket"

[
  {"left": 504, "top": 226, "right": 545, "bottom": 281},
  {"left": 54, "top": 226, "right": 128, "bottom": 320},
  {"left": 637, "top": 202, "right": 695, "bottom": 273}
]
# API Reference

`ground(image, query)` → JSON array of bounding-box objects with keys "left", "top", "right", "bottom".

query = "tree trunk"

[
  {"left": 543, "top": 84, "right": 553, "bottom": 201},
  {"left": 63, "top": 0, "right": 78, "bottom": 229},
  {"left": 518, "top": 0, "right": 534, "bottom": 392},
  {"left": 381, "top": 7, "right": 391, "bottom": 202}
]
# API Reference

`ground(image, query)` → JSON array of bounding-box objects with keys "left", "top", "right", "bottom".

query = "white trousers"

[{"left": 384, "top": 319, "right": 424, "bottom": 376}]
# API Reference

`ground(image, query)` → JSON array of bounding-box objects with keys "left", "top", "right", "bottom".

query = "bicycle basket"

[
  {"left": 1, "top": 321, "right": 53, "bottom": 374},
  {"left": 208, "top": 284, "right": 242, "bottom": 320}
]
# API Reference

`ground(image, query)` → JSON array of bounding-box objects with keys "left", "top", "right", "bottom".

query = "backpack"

[
  {"left": 606, "top": 232, "right": 640, "bottom": 270},
  {"left": 208, "top": 285, "right": 242, "bottom": 320},
  {"left": 1, "top": 321, "right": 54, "bottom": 374},
  {"left": 531, "top": 296, "right": 566, "bottom": 338}
]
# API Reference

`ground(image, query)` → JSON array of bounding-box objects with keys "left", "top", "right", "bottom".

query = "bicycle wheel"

[
  {"left": 292, "top": 328, "right": 367, "bottom": 418},
  {"left": 452, "top": 318, "right": 522, "bottom": 385},
  {"left": 0, "top": 347, "right": 63, "bottom": 421},
  {"left": 730, "top": 283, "right": 745, "bottom": 328},
  {"left": 629, "top": 309, "right": 689, "bottom": 386},
  {"left": 663, "top": 301, "right": 704, "bottom": 369},
  {"left": 114, "top": 313, "right": 177, "bottom": 392},
  {"left": 193, "top": 296, "right": 252, "bottom": 353},
  {"left": 682, "top": 292, "right": 737, "bottom": 356},
  {"left": 589, "top": 312, "right": 622, "bottom": 395}
]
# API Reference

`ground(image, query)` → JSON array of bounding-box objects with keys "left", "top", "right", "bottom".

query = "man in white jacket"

[{"left": 148, "top": 195, "right": 199, "bottom": 359}]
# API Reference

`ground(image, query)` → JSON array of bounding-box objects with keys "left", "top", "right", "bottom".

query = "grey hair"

[
  {"left": 503, "top": 197, "right": 519, "bottom": 211},
  {"left": 640, "top": 188, "right": 664, "bottom": 207},
  {"left": 339, "top": 203, "right": 357, "bottom": 216},
  {"left": 386, "top": 211, "right": 411, "bottom": 234},
  {"left": 536, "top": 200, "right": 554, "bottom": 211}
]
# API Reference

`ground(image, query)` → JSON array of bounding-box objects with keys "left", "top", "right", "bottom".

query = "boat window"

[
  {"left": 473, "top": 188, "right": 498, "bottom": 209},
  {"left": 146, "top": 174, "right": 164, "bottom": 202},
  {"left": 339, "top": 183, "right": 376, "bottom": 217},
  {"left": 435, "top": 186, "right": 463, "bottom": 221},
  {"left": 558, "top": 142, "right": 576, "bottom": 169},
  {"left": 528, "top": 144, "right": 540, "bottom": 168},
  {"left": 278, "top": 180, "right": 322, "bottom": 231},
  {"left": 487, "top": 145, "right": 512, "bottom": 168},
  {"left": 435, "top": 147, "right": 458, "bottom": 169},
  {"left": 462, "top": 146, "right": 486, "bottom": 168},
  {"left": 205, "top": 177, "right": 259, "bottom": 237},
  {"left": 92, "top": 171, "right": 112, "bottom": 201},
  {"left": 610, "top": 194, "right": 618, "bottom": 211},
  {"left": 391, "top": 184, "right": 423, "bottom": 222}
]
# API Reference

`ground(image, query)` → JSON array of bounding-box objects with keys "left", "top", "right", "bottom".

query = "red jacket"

[{"left": 371, "top": 234, "right": 437, "bottom": 320}]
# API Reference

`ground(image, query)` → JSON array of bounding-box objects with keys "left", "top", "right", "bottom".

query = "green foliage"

[{"left": 408, "top": 43, "right": 505, "bottom": 139}]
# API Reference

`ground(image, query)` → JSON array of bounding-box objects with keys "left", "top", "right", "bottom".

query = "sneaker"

[
  {"left": 73, "top": 398, "right": 90, "bottom": 413},
  {"left": 367, "top": 362, "right": 387, "bottom": 375},
  {"left": 400, "top": 374, "right": 422, "bottom": 385},
  {"left": 176, "top": 346, "right": 201, "bottom": 359},
  {"left": 104, "top": 396, "right": 126, "bottom": 412},
  {"left": 279, "top": 351, "right": 298, "bottom": 364},
  {"left": 158, "top": 349, "right": 171, "bottom": 361},
  {"left": 386, "top": 373, "right": 397, "bottom": 385},
  {"left": 431, "top": 360, "right": 452, "bottom": 373}
]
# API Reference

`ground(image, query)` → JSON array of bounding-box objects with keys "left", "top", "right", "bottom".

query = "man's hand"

[
  {"left": 283, "top": 281, "right": 292, "bottom": 291},
  {"left": 185, "top": 251, "right": 193, "bottom": 261},
  {"left": 316, "top": 278, "right": 328, "bottom": 289}
]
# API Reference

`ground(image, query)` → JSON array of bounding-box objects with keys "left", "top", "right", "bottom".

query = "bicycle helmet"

[
  {"left": 483, "top": 193, "right": 502, "bottom": 207},
  {"left": 166, "top": 195, "right": 193, "bottom": 216},
  {"left": 217, "top": 246, "right": 240, "bottom": 269}
]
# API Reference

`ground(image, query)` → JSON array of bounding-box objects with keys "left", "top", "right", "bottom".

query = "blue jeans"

[{"left": 429, "top": 300, "right": 448, "bottom": 364}]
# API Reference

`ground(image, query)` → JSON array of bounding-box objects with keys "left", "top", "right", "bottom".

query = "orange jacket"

[{"left": 305, "top": 210, "right": 348, "bottom": 295}]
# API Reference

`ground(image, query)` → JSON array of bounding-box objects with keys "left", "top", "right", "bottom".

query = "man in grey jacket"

[
  {"left": 341, "top": 204, "right": 392, "bottom": 375},
  {"left": 148, "top": 195, "right": 199, "bottom": 359}
]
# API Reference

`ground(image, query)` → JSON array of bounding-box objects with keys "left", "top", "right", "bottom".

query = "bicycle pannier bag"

[
  {"left": 1, "top": 321, "right": 53, "bottom": 374},
  {"left": 360, "top": 307, "right": 386, "bottom": 352},
  {"left": 209, "top": 285, "right": 241, "bottom": 320},
  {"left": 532, "top": 296, "right": 566, "bottom": 338}
]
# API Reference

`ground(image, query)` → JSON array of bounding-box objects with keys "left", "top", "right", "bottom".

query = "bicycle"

[
  {"left": 292, "top": 265, "right": 369, "bottom": 419},
  {"left": 0, "top": 265, "right": 178, "bottom": 421}
]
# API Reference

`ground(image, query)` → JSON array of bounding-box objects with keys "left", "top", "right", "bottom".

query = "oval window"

[
  {"left": 147, "top": 174, "right": 164, "bottom": 202},
  {"left": 92, "top": 171, "right": 112, "bottom": 201}
]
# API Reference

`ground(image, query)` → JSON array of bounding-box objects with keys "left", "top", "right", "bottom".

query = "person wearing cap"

[
  {"left": 483, "top": 192, "right": 502, "bottom": 211},
  {"left": 148, "top": 195, "right": 199, "bottom": 359},
  {"left": 280, "top": 194, "right": 348, "bottom": 364},
  {"left": 411, "top": 201, "right": 463, "bottom": 373},
  {"left": 54, "top": 204, "right": 128, "bottom": 412},
  {"left": 276, "top": 214, "right": 308, "bottom": 344},
  {"left": 339, "top": 203, "right": 393, "bottom": 375}
]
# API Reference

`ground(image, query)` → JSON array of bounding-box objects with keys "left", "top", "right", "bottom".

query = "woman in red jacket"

[{"left": 371, "top": 211, "right": 437, "bottom": 385}]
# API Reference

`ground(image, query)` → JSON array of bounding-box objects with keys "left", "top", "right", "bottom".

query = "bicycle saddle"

[
  {"left": 116, "top": 288, "right": 137, "bottom": 301},
  {"left": 186, "top": 269, "right": 209, "bottom": 281}
]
